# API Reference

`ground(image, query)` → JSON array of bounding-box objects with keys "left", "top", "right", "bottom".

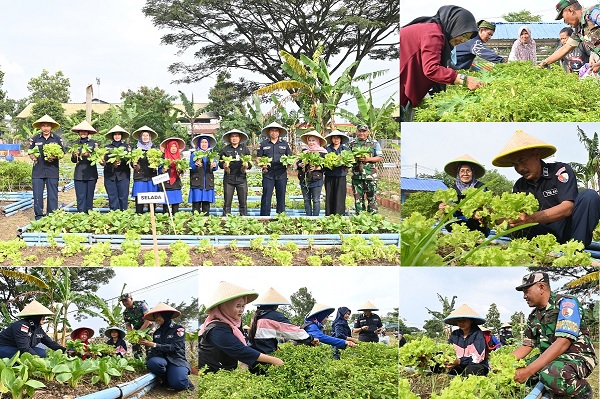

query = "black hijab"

[{"left": 404, "top": 5, "right": 478, "bottom": 68}]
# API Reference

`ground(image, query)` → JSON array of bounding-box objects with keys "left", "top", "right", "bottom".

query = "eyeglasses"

[{"left": 459, "top": 169, "right": 473, "bottom": 175}]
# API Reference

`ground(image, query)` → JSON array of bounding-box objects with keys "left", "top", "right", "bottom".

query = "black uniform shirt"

[
  {"left": 256, "top": 139, "right": 291, "bottom": 179},
  {"left": 353, "top": 313, "right": 383, "bottom": 338},
  {"left": 147, "top": 321, "right": 191, "bottom": 370},
  {"left": 218, "top": 144, "right": 251, "bottom": 183},
  {"left": 512, "top": 161, "right": 578, "bottom": 211},
  {"left": 0, "top": 319, "right": 65, "bottom": 355},
  {"left": 103, "top": 141, "right": 131, "bottom": 181},
  {"left": 29, "top": 133, "right": 65, "bottom": 179},
  {"left": 71, "top": 138, "right": 99, "bottom": 181}
]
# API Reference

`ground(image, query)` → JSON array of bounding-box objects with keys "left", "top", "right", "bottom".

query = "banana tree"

[
  {"left": 78, "top": 284, "right": 127, "bottom": 328},
  {"left": 176, "top": 91, "right": 206, "bottom": 137}
]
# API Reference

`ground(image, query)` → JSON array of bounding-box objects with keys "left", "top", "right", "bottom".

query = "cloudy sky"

[
  {"left": 399, "top": 267, "right": 594, "bottom": 330},
  {"left": 401, "top": 122, "right": 598, "bottom": 182},
  {"left": 401, "top": 1, "right": 562, "bottom": 25},
  {"left": 0, "top": 1, "right": 398, "bottom": 112}
]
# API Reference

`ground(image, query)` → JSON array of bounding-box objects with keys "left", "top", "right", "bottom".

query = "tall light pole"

[{"left": 96, "top": 77, "right": 101, "bottom": 100}]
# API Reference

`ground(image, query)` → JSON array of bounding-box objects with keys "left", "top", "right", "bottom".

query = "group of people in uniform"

[
  {"left": 27, "top": 115, "right": 384, "bottom": 220},
  {"left": 440, "top": 129, "right": 600, "bottom": 249},
  {"left": 430, "top": 272, "right": 596, "bottom": 399},
  {"left": 198, "top": 281, "right": 386, "bottom": 373},
  {"left": 0, "top": 296, "right": 194, "bottom": 392}
]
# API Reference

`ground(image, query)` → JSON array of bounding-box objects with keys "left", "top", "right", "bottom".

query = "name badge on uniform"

[
  {"left": 263, "top": 146, "right": 272, "bottom": 150},
  {"left": 154, "top": 334, "right": 161, "bottom": 339},
  {"left": 542, "top": 167, "right": 548, "bottom": 177},
  {"left": 543, "top": 188, "right": 558, "bottom": 197}
]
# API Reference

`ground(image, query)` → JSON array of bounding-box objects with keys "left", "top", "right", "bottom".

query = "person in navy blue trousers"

[
  {"left": 70, "top": 120, "right": 98, "bottom": 213},
  {"left": 257, "top": 122, "right": 291, "bottom": 216},
  {"left": 102, "top": 126, "right": 131, "bottom": 211}
]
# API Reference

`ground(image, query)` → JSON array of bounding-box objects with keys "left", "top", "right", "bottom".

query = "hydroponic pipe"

[
  {"left": 76, "top": 373, "right": 157, "bottom": 399},
  {"left": 523, "top": 381, "right": 545, "bottom": 399}
]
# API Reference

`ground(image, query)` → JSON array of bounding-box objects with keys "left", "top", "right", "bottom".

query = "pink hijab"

[{"left": 200, "top": 297, "right": 248, "bottom": 344}]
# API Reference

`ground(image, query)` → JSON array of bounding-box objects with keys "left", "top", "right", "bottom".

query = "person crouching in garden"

[
  {"left": 439, "top": 154, "right": 490, "bottom": 236},
  {"left": 189, "top": 134, "right": 218, "bottom": 215},
  {"left": 198, "top": 281, "right": 284, "bottom": 372},
  {"left": 0, "top": 300, "right": 66, "bottom": 358},
  {"left": 103, "top": 125, "right": 131, "bottom": 211},
  {"left": 105, "top": 326, "right": 127, "bottom": 357},
  {"left": 248, "top": 287, "right": 317, "bottom": 356},
  {"left": 28, "top": 114, "right": 66, "bottom": 220},
  {"left": 331, "top": 306, "right": 359, "bottom": 360},
  {"left": 443, "top": 304, "right": 489, "bottom": 376},
  {"left": 302, "top": 303, "right": 357, "bottom": 354},
  {"left": 131, "top": 126, "right": 159, "bottom": 214},
  {"left": 139, "top": 303, "right": 194, "bottom": 391},
  {"left": 69, "top": 327, "right": 94, "bottom": 359},
  {"left": 219, "top": 129, "right": 251, "bottom": 216},
  {"left": 296, "top": 131, "right": 327, "bottom": 216},
  {"left": 324, "top": 130, "right": 350, "bottom": 215},
  {"left": 159, "top": 137, "right": 186, "bottom": 215},
  {"left": 257, "top": 122, "right": 292, "bottom": 216},
  {"left": 70, "top": 120, "right": 98, "bottom": 213}
]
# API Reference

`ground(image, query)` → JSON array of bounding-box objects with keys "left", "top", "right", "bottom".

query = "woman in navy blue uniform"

[
  {"left": 159, "top": 137, "right": 186, "bottom": 215},
  {"left": 303, "top": 303, "right": 357, "bottom": 353},
  {"left": 0, "top": 300, "right": 66, "bottom": 358},
  {"left": 103, "top": 126, "right": 131, "bottom": 211},
  {"left": 330, "top": 306, "right": 359, "bottom": 359},
  {"left": 139, "top": 303, "right": 193, "bottom": 391},
  {"left": 105, "top": 326, "right": 127, "bottom": 357},
  {"left": 296, "top": 131, "right": 327, "bottom": 216},
  {"left": 131, "top": 126, "right": 159, "bottom": 214},
  {"left": 70, "top": 121, "right": 99, "bottom": 213},
  {"left": 257, "top": 122, "right": 291, "bottom": 215},
  {"left": 198, "top": 281, "right": 284, "bottom": 372},
  {"left": 324, "top": 130, "right": 350, "bottom": 216},
  {"left": 189, "top": 134, "right": 218, "bottom": 215}
]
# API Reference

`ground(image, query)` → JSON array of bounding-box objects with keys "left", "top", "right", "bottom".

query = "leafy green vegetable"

[
  {"left": 42, "top": 143, "right": 64, "bottom": 161},
  {"left": 88, "top": 148, "right": 108, "bottom": 166},
  {"left": 124, "top": 328, "right": 152, "bottom": 344},
  {"left": 145, "top": 148, "right": 164, "bottom": 169},
  {"left": 279, "top": 154, "right": 298, "bottom": 167},
  {"left": 256, "top": 156, "right": 272, "bottom": 168},
  {"left": 125, "top": 148, "right": 144, "bottom": 164},
  {"left": 107, "top": 147, "right": 128, "bottom": 164}
]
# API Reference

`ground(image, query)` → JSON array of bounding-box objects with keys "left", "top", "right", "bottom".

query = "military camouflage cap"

[
  {"left": 120, "top": 293, "right": 132, "bottom": 301},
  {"left": 516, "top": 272, "right": 550, "bottom": 291},
  {"left": 555, "top": 0, "right": 580, "bottom": 20},
  {"left": 356, "top": 124, "right": 369, "bottom": 131}
]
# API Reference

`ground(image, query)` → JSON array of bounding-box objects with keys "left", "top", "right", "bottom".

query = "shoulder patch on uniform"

[
  {"left": 556, "top": 297, "right": 581, "bottom": 338},
  {"left": 177, "top": 327, "right": 185, "bottom": 337},
  {"left": 20, "top": 324, "right": 29, "bottom": 333}
]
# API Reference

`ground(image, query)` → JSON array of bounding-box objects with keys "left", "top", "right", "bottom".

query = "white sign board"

[
  {"left": 137, "top": 192, "right": 166, "bottom": 204},
  {"left": 152, "top": 173, "right": 170, "bottom": 185}
]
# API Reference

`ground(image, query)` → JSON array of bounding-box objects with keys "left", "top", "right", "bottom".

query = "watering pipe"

[
  {"left": 76, "top": 373, "right": 158, "bottom": 399},
  {"left": 523, "top": 382, "right": 546, "bottom": 399}
]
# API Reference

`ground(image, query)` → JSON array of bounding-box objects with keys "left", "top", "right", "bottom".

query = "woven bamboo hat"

[
  {"left": 32, "top": 114, "right": 60, "bottom": 130},
  {"left": 204, "top": 281, "right": 258, "bottom": 312},
  {"left": 324, "top": 130, "right": 350, "bottom": 144},
  {"left": 159, "top": 137, "right": 186, "bottom": 153},
  {"left": 261, "top": 122, "right": 288, "bottom": 137},
  {"left": 222, "top": 129, "right": 248, "bottom": 144},
  {"left": 105, "top": 125, "right": 130, "bottom": 141},
  {"left": 104, "top": 326, "right": 126, "bottom": 339},
  {"left": 444, "top": 304, "right": 486, "bottom": 326},
  {"left": 300, "top": 130, "right": 327, "bottom": 147},
  {"left": 144, "top": 302, "right": 181, "bottom": 321},
  {"left": 444, "top": 154, "right": 486, "bottom": 179},
  {"left": 492, "top": 130, "right": 556, "bottom": 167},
  {"left": 357, "top": 301, "right": 379, "bottom": 311},
  {"left": 306, "top": 303, "right": 335, "bottom": 320},
  {"left": 253, "top": 287, "right": 291, "bottom": 306},
  {"left": 191, "top": 134, "right": 217, "bottom": 149},
  {"left": 70, "top": 327, "right": 95, "bottom": 340},
  {"left": 501, "top": 323, "right": 512, "bottom": 329},
  {"left": 132, "top": 125, "right": 158, "bottom": 140},
  {"left": 17, "top": 300, "right": 54, "bottom": 318},
  {"left": 479, "top": 326, "right": 491, "bottom": 332},
  {"left": 71, "top": 120, "right": 97, "bottom": 134}
]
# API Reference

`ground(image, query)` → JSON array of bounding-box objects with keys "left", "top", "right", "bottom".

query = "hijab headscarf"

[
  {"left": 512, "top": 26, "right": 536, "bottom": 61},
  {"left": 136, "top": 135, "right": 154, "bottom": 151},
  {"left": 156, "top": 312, "right": 174, "bottom": 332},
  {"left": 454, "top": 162, "right": 479, "bottom": 193},
  {"left": 404, "top": 6, "right": 478, "bottom": 68},
  {"left": 164, "top": 140, "right": 182, "bottom": 185},
  {"left": 74, "top": 329, "right": 91, "bottom": 344},
  {"left": 200, "top": 297, "right": 248, "bottom": 345},
  {"left": 331, "top": 307, "right": 351, "bottom": 332}
]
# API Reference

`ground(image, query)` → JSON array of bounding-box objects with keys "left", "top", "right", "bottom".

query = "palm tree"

[
  {"left": 177, "top": 91, "right": 206, "bottom": 137},
  {"left": 424, "top": 294, "right": 457, "bottom": 339},
  {"left": 576, "top": 126, "right": 600, "bottom": 192}
]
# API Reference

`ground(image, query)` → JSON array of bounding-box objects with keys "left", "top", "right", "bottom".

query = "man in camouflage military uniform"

[
  {"left": 512, "top": 272, "right": 596, "bottom": 399},
  {"left": 348, "top": 124, "right": 383, "bottom": 214},
  {"left": 539, "top": 0, "right": 600, "bottom": 72},
  {"left": 122, "top": 293, "right": 152, "bottom": 358}
]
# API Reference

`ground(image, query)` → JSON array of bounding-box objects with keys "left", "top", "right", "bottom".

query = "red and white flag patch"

[
  {"left": 177, "top": 327, "right": 185, "bottom": 337},
  {"left": 20, "top": 324, "right": 29, "bottom": 333}
]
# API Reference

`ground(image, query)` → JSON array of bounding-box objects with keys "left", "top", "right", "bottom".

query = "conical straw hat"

[
  {"left": 204, "top": 281, "right": 258, "bottom": 312},
  {"left": 305, "top": 303, "right": 335, "bottom": 320},
  {"left": 444, "top": 154, "right": 486, "bottom": 179},
  {"left": 324, "top": 130, "right": 350, "bottom": 144},
  {"left": 253, "top": 287, "right": 290, "bottom": 306},
  {"left": 261, "top": 122, "right": 288, "bottom": 137},
  {"left": 221, "top": 129, "right": 248, "bottom": 144},
  {"left": 492, "top": 130, "right": 556, "bottom": 167},
  {"left": 71, "top": 120, "right": 97, "bottom": 134},
  {"left": 300, "top": 130, "right": 327, "bottom": 147},
  {"left": 479, "top": 326, "right": 491, "bottom": 332},
  {"left": 17, "top": 300, "right": 54, "bottom": 318},
  {"left": 144, "top": 302, "right": 182, "bottom": 321},
  {"left": 159, "top": 137, "right": 186, "bottom": 152},
  {"left": 32, "top": 115, "right": 60, "bottom": 130},
  {"left": 104, "top": 326, "right": 126, "bottom": 339},
  {"left": 132, "top": 125, "right": 158, "bottom": 140},
  {"left": 501, "top": 323, "right": 512, "bottom": 329},
  {"left": 70, "top": 327, "right": 95, "bottom": 340},
  {"left": 105, "top": 125, "right": 130, "bottom": 141},
  {"left": 357, "top": 301, "right": 379, "bottom": 311},
  {"left": 444, "top": 304, "right": 486, "bottom": 326},
  {"left": 191, "top": 134, "right": 217, "bottom": 149}
]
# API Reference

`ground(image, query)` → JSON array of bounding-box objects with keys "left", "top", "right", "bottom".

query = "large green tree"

[
  {"left": 510, "top": 311, "right": 526, "bottom": 342},
  {"left": 423, "top": 294, "right": 456, "bottom": 339},
  {"left": 142, "top": 0, "right": 399, "bottom": 85},
  {"left": 205, "top": 71, "right": 256, "bottom": 119},
  {"left": 121, "top": 86, "right": 178, "bottom": 143},
  {"left": 571, "top": 126, "right": 599, "bottom": 192},
  {"left": 289, "top": 287, "right": 316, "bottom": 326},
  {"left": 485, "top": 303, "right": 501, "bottom": 333},
  {"left": 27, "top": 69, "right": 70, "bottom": 103},
  {"left": 502, "top": 10, "right": 542, "bottom": 22}
]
